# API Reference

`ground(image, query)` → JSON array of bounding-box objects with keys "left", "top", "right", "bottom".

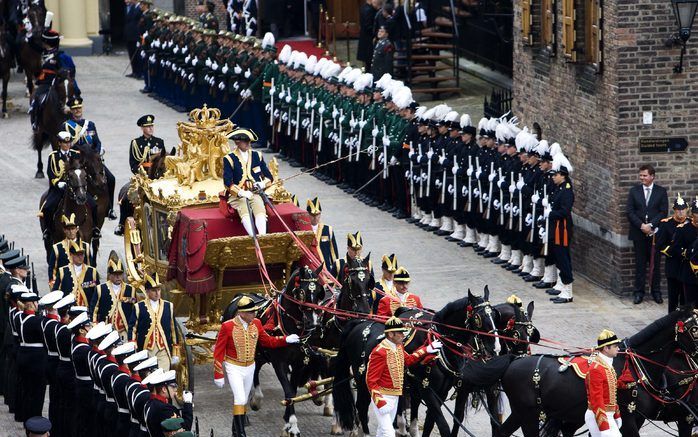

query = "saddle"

[{"left": 557, "top": 356, "right": 593, "bottom": 379}]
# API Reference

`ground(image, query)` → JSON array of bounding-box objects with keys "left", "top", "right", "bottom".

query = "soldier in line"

[
  {"left": 52, "top": 241, "right": 100, "bottom": 308},
  {"left": 657, "top": 194, "right": 689, "bottom": 313}
]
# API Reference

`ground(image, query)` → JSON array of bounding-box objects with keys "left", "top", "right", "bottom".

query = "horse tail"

[{"left": 332, "top": 322, "right": 362, "bottom": 431}]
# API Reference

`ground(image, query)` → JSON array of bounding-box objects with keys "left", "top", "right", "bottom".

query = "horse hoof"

[
  {"left": 35, "top": 171, "right": 45, "bottom": 179},
  {"left": 2, "top": 112, "right": 7, "bottom": 119},
  {"left": 250, "top": 400, "right": 260, "bottom": 411},
  {"left": 330, "top": 424, "right": 344, "bottom": 435},
  {"left": 323, "top": 406, "right": 334, "bottom": 417}
]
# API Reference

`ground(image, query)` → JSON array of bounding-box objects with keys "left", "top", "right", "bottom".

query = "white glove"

[
  {"left": 238, "top": 190, "right": 253, "bottom": 200},
  {"left": 538, "top": 227, "right": 546, "bottom": 239},
  {"left": 493, "top": 199, "right": 500, "bottom": 210},
  {"left": 359, "top": 120, "right": 367, "bottom": 129},
  {"left": 192, "top": 57, "right": 198, "bottom": 66},
  {"left": 426, "top": 340, "right": 442, "bottom": 354},
  {"left": 212, "top": 62, "right": 219, "bottom": 71},
  {"left": 274, "top": 109, "right": 280, "bottom": 119},
  {"left": 268, "top": 85, "right": 275, "bottom": 96},
  {"left": 525, "top": 213, "right": 532, "bottom": 226},
  {"left": 482, "top": 193, "right": 489, "bottom": 203},
  {"left": 512, "top": 206, "right": 520, "bottom": 216},
  {"left": 488, "top": 173, "right": 496, "bottom": 182},
  {"left": 473, "top": 188, "right": 480, "bottom": 198},
  {"left": 504, "top": 203, "right": 511, "bottom": 213},
  {"left": 278, "top": 89, "right": 285, "bottom": 99},
  {"left": 421, "top": 172, "right": 428, "bottom": 181},
  {"left": 371, "top": 126, "right": 379, "bottom": 137},
  {"left": 466, "top": 168, "right": 473, "bottom": 177},
  {"left": 214, "top": 378, "right": 225, "bottom": 388},
  {"left": 378, "top": 403, "right": 392, "bottom": 415},
  {"left": 447, "top": 184, "right": 454, "bottom": 194},
  {"left": 531, "top": 193, "right": 540, "bottom": 204},
  {"left": 509, "top": 184, "right": 516, "bottom": 194},
  {"left": 184, "top": 55, "right": 190, "bottom": 64},
  {"left": 349, "top": 118, "right": 357, "bottom": 129},
  {"left": 408, "top": 150, "right": 415, "bottom": 159},
  {"left": 462, "top": 186, "right": 468, "bottom": 196},
  {"left": 452, "top": 164, "right": 459, "bottom": 176},
  {"left": 543, "top": 205, "right": 551, "bottom": 218},
  {"left": 476, "top": 169, "right": 482, "bottom": 179},
  {"left": 234, "top": 65, "right": 242, "bottom": 75},
  {"left": 435, "top": 179, "right": 442, "bottom": 189},
  {"left": 427, "top": 150, "right": 434, "bottom": 159},
  {"left": 219, "top": 81, "right": 226, "bottom": 90},
  {"left": 313, "top": 128, "right": 320, "bottom": 138},
  {"left": 516, "top": 180, "right": 525, "bottom": 190},
  {"left": 438, "top": 156, "right": 446, "bottom": 165},
  {"left": 304, "top": 100, "right": 311, "bottom": 110},
  {"left": 542, "top": 197, "right": 549, "bottom": 207},
  {"left": 382, "top": 136, "right": 390, "bottom": 147},
  {"left": 286, "top": 334, "right": 300, "bottom": 344},
  {"left": 183, "top": 390, "right": 193, "bottom": 403},
  {"left": 205, "top": 58, "right": 212, "bottom": 67},
  {"left": 339, "top": 115, "right": 345, "bottom": 124},
  {"left": 182, "top": 46, "right": 188, "bottom": 54},
  {"left": 389, "top": 156, "right": 398, "bottom": 166},
  {"left": 253, "top": 181, "right": 266, "bottom": 191},
  {"left": 296, "top": 95, "right": 303, "bottom": 105},
  {"left": 332, "top": 108, "right": 339, "bottom": 119},
  {"left": 378, "top": 152, "right": 385, "bottom": 164},
  {"left": 57, "top": 181, "right": 66, "bottom": 189},
  {"left": 170, "top": 355, "right": 180, "bottom": 366}
]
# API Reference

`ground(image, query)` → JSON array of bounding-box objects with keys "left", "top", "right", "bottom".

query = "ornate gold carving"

[{"left": 204, "top": 231, "right": 316, "bottom": 270}]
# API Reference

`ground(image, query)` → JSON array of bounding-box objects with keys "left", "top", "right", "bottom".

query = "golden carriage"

[{"left": 122, "top": 106, "right": 316, "bottom": 392}]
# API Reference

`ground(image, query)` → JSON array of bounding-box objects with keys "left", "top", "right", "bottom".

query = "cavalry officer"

[
  {"left": 306, "top": 197, "right": 339, "bottom": 269},
  {"left": 38, "top": 290, "right": 63, "bottom": 431},
  {"left": 143, "top": 369, "right": 194, "bottom": 437},
  {"left": 92, "top": 258, "right": 137, "bottom": 340},
  {"left": 545, "top": 154, "right": 575, "bottom": 304},
  {"left": 68, "top": 311, "right": 93, "bottom": 437},
  {"left": 117, "top": 114, "right": 167, "bottom": 236},
  {"left": 223, "top": 128, "right": 274, "bottom": 237},
  {"left": 129, "top": 114, "right": 166, "bottom": 174},
  {"left": 658, "top": 193, "right": 689, "bottom": 313},
  {"left": 52, "top": 241, "right": 100, "bottom": 308},
  {"left": 669, "top": 199, "right": 698, "bottom": 307},
  {"left": 213, "top": 295, "right": 300, "bottom": 437},
  {"left": 129, "top": 273, "right": 179, "bottom": 370},
  {"left": 53, "top": 294, "right": 77, "bottom": 437},
  {"left": 47, "top": 213, "right": 92, "bottom": 287},
  {"left": 40, "top": 131, "right": 82, "bottom": 241},
  {"left": 64, "top": 96, "right": 118, "bottom": 220},
  {"left": 585, "top": 330, "right": 623, "bottom": 437},
  {"left": 29, "top": 28, "right": 61, "bottom": 130},
  {"left": 331, "top": 231, "right": 372, "bottom": 282},
  {"left": 376, "top": 267, "right": 423, "bottom": 318},
  {"left": 366, "top": 317, "right": 441, "bottom": 437},
  {"left": 16, "top": 291, "right": 48, "bottom": 422},
  {"left": 372, "top": 254, "right": 398, "bottom": 314}
]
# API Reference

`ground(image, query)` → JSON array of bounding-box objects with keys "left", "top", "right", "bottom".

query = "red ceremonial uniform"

[
  {"left": 585, "top": 355, "right": 621, "bottom": 431},
  {"left": 365, "top": 339, "right": 428, "bottom": 408},
  {"left": 213, "top": 317, "right": 287, "bottom": 379},
  {"left": 376, "top": 292, "right": 423, "bottom": 318}
]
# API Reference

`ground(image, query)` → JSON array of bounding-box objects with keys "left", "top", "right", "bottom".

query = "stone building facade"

[{"left": 513, "top": 0, "right": 698, "bottom": 294}]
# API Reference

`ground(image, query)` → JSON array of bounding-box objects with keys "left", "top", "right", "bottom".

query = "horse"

[
  {"left": 75, "top": 143, "right": 108, "bottom": 257},
  {"left": 17, "top": 4, "right": 44, "bottom": 99},
  {"left": 332, "top": 288, "right": 502, "bottom": 437},
  {"left": 31, "top": 68, "right": 73, "bottom": 178},
  {"left": 495, "top": 308, "right": 698, "bottom": 437},
  {"left": 0, "top": 23, "right": 10, "bottom": 118},
  {"left": 38, "top": 157, "right": 94, "bottom": 260},
  {"left": 447, "top": 298, "right": 539, "bottom": 437}
]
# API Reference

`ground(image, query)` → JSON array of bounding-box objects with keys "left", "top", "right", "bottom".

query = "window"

[
  {"left": 561, "top": 0, "right": 576, "bottom": 60},
  {"left": 585, "top": 0, "right": 602, "bottom": 70},
  {"left": 541, "top": 0, "right": 555, "bottom": 52},
  {"left": 522, "top": 0, "right": 533, "bottom": 45}
]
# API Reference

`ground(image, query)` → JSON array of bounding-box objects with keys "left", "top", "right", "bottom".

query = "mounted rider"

[
  {"left": 331, "top": 231, "right": 373, "bottom": 282},
  {"left": 376, "top": 266, "right": 423, "bottom": 318},
  {"left": 371, "top": 253, "right": 398, "bottom": 314},
  {"left": 28, "top": 25, "right": 60, "bottom": 130},
  {"left": 40, "top": 130, "right": 100, "bottom": 238},
  {"left": 64, "top": 96, "right": 117, "bottom": 220},
  {"left": 212, "top": 295, "right": 299, "bottom": 437},
  {"left": 222, "top": 128, "right": 274, "bottom": 237},
  {"left": 585, "top": 329, "right": 623, "bottom": 437}
]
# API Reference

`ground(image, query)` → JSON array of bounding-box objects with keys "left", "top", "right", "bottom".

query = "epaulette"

[
  {"left": 661, "top": 217, "right": 672, "bottom": 223},
  {"left": 565, "top": 183, "right": 571, "bottom": 189},
  {"left": 677, "top": 222, "right": 689, "bottom": 228}
]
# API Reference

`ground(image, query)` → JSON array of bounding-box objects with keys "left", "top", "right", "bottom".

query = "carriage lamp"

[{"left": 670, "top": 0, "right": 698, "bottom": 72}]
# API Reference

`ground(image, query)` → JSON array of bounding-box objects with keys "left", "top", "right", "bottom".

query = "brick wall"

[
  {"left": 183, "top": 0, "right": 229, "bottom": 28},
  {"left": 512, "top": 0, "right": 698, "bottom": 294}
]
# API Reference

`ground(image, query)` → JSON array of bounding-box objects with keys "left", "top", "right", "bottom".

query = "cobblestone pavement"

[{"left": 0, "top": 54, "right": 672, "bottom": 436}]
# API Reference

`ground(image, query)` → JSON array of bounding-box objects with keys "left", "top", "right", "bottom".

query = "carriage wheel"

[{"left": 174, "top": 318, "right": 195, "bottom": 401}]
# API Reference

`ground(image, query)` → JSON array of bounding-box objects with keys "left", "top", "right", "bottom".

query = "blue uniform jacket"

[
  {"left": 128, "top": 299, "right": 178, "bottom": 354},
  {"left": 52, "top": 264, "right": 100, "bottom": 308},
  {"left": 222, "top": 149, "right": 273, "bottom": 196}
]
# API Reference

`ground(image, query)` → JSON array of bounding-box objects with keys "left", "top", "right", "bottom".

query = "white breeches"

[
  {"left": 225, "top": 361, "right": 255, "bottom": 406},
  {"left": 585, "top": 410, "right": 621, "bottom": 437},
  {"left": 370, "top": 394, "right": 399, "bottom": 437}
]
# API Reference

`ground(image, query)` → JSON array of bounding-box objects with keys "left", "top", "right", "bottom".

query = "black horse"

[
  {"left": 447, "top": 298, "right": 540, "bottom": 437},
  {"left": 496, "top": 308, "right": 698, "bottom": 437},
  {"left": 333, "top": 289, "right": 503, "bottom": 437},
  {"left": 0, "top": 23, "right": 10, "bottom": 118}
]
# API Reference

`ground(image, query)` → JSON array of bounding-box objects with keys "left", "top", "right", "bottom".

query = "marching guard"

[
  {"left": 92, "top": 258, "right": 137, "bottom": 339},
  {"left": 213, "top": 295, "right": 300, "bottom": 436},
  {"left": 47, "top": 214, "right": 92, "bottom": 286},
  {"left": 52, "top": 241, "right": 100, "bottom": 307},
  {"left": 15, "top": 290, "right": 47, "bottom": 422}
]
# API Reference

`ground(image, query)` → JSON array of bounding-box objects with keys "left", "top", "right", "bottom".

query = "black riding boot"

[{"left": 233, "top": 414, "right": 246, "bottom": 437}]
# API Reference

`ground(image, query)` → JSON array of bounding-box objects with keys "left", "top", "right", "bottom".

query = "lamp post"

[{"left": 671, "top": 0, "right": 698, "bottom": 73}]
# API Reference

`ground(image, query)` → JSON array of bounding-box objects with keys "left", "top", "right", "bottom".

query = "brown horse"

[
  {"left": 75, "top": 144, "right": 108, "bottom": 255},
  {"left": 32, "top": 68, "right": 72, "bottom": 178},
  {"left": 17, "top": 5, "right": 44, "bottom": 99},
  {"left": 39, "top": 157, "right": 94, "bottom": 262},
  {"left": 0, "top": 23, "right": 10, "bottom": 118}
]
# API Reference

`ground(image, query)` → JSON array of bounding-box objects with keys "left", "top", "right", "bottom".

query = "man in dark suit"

[
  {"left": 626, "top": 164, "right": 668, "bottom": 304},
  {"left": 124, "top": 0, "right": 143, "bottom": 78}
]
